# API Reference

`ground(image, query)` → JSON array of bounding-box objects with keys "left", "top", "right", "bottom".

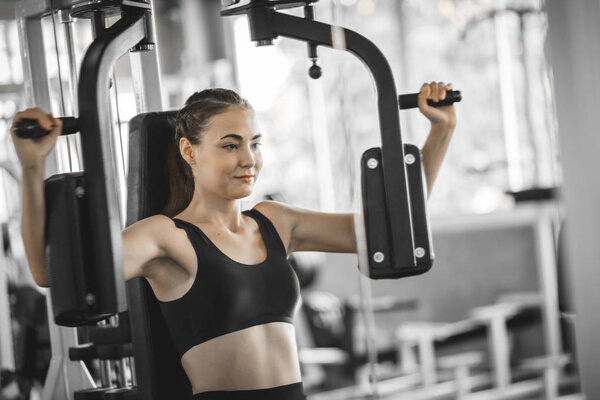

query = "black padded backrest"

[
  {"left": 126, "top": 112, "right": 174, "bottom": 223},
  {"left": 125, "top": 112, "right": 193, "bottom": 400}
]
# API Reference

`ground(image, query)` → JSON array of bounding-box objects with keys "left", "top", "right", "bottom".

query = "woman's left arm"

[
  {"left": 418, "top": 81, "right": 457, "bottom": 196},
  {"left": 258, "top": 82, "right": 456, "bottom": 254},
  {"left": 255, "top": 201, "right": 357, "bottom": 254}
]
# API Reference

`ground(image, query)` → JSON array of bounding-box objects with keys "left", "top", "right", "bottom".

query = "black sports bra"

[{"left": 157, "top": 208, "right": 301, "bottom": 358}]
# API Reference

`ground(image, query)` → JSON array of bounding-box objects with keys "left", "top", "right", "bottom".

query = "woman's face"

[{"left": 183, "top": 106, "right": 263, "bottom": 200}]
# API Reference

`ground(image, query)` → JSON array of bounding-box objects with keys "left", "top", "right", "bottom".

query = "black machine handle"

[
  {"left": 5, "top": 81, "right": 455, "bottom": 139},
  {"left": 11, "top": 90, "right": 461, "bottom": 137},
  {"left": 13, "top": 117, "right": 80, "bottom": 139},
  {"left": 398, "top": 90, "right": 461, "bottom": 110}
]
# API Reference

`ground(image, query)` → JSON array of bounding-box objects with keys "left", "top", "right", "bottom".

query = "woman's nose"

[{"left": 240, "top": 145, "right": 256, "bottom": 168}]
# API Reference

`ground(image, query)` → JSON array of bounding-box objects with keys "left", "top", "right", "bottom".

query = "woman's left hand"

[{"left": 417, "top": 81, "right": 456, "bottom": 130}]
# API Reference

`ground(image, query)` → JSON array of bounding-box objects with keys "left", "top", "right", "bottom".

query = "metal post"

[
  {"left": 128, "top": 2, "right": 163, "bottom": 113},
  {"left": 489, "top": 315, "right": 511, "bottom": 389},
  {"left": 494, "top": 4, "right": 523, "bottom": 192},
  {"left": 534, "top": 208, "right": 562, "bottom": 400},
  {"left": 42, "top": 298, "right": 96, "bottom": 400},
  {"left": 15, "top": 2, "right": 58, "bottom": 177},
  {"left": 518, "top": 12, "right": 540, "bottom": 186},
  {"left": 129, "top": 49, "right": 163, "bottom": 113},
  {"left": 417, "top": 330, "right": 437, "bottom": 387},
  {"left": 58, "top": 8, "right": 83, "bottom": 172},
  {"left": 15, "top": 3, "right": 95, "bottom": 399},
  {"left": 0, "top": 224, "right": 15, "bottom": 372},
  {"left": 546, "top": 0, "right": 600, "bottom": 397}
]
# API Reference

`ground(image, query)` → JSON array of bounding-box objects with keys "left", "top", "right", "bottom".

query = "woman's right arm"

[
  {"left": 122, "top": 216, "right": 169, "bottom": 281},
  {"left": 21, "top": 162, "right": 51, "bottom": 287},
  {"left": 10, "top": 109, "right": 62, "bottom": 287},
  {"left": 11, "top": 109, "right": 166, "bottom": 287}
]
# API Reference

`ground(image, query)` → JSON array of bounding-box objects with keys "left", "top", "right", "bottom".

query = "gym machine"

[
  {"left": 14, "top": 0, "right": 163, "bottom": 399},
  {"left": 12, "top": 0, "right": 461, "bottom": 399},
  {"left": 220, "top": 0, "right": 461, "bottom": 280}
]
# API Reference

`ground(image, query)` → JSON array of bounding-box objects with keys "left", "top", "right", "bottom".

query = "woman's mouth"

[{"left": 235, "top": 175, "right": 254, "bottom": 182}]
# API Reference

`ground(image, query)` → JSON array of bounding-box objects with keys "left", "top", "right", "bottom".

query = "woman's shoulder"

[
  {"left": 253, "top": 200, "right": 303, "bottom": 222},
  {"left": 126, "top": 213, "right": 175, "bottom": 230},
  {"left": 252, "top": 201, "right": 295, "bottom": 254},
  {"left": 122, "top": 214, "right": 183, "bottom": 281},
  {"left": 252, "top": 200, "right": 298, "bottom": 235},
  {"left": 123, "top": 214, "right": 178, "bottom": 243},
  {"left": 252, "top": 200, "right": 288, "bottom": 222}
]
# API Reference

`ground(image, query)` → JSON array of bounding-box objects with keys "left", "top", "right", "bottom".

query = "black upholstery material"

[
  {"left": 125, "top": 111, "right": 193, "bottom": 400},
  {"left": 44, "top": 172, "right": 116, "bottom": 326}
]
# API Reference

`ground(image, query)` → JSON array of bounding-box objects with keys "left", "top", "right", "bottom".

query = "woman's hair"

[{"left": 162, "top": 88, "right": 252, "bottom": 217}]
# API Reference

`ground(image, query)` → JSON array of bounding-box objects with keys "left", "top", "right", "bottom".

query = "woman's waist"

[
  {"left": 181, "top": 322, "right": 301, "bottom": 393},
  {"left": 192, "top": 382, "right": 306, "bottom": 399}
]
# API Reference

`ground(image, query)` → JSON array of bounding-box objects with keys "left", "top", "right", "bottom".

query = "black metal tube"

[
  {"left": 91, "top": 10, "right": 105, "bottom": 38},
  {"left": 261, "top": 9, "right": 415, "bottom": 268},
  {"left": 78, "top": 13, "right": 146, "bottom": 316},
  {"left": 304, "top": 5, "right": 317, "bottom": 59}
]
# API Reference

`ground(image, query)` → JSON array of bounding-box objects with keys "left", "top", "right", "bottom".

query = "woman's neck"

[{"left": 178, "top": 192, "right": 244, "bottom": 232}]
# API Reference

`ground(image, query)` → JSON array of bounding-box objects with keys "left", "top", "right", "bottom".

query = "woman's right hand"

[{"left": 10, "top": 108, "right": 62, "bottom": 168}]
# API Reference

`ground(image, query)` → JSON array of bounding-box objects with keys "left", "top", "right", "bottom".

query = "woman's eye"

[{"left": 223, "top": 142, "right": 261, "bottom": 150}]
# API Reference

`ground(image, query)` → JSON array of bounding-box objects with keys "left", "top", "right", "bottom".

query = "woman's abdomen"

[{"left": 181, "top": 322, "right": 302, "bottom": 394}]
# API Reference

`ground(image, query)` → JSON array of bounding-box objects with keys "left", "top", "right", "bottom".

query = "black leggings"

[{"left": 192, "top": 382, "right": 306, "bottom": 400}]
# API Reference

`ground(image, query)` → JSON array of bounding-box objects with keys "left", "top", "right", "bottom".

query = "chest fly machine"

[
  {"left": 13, "top": 0, "right": 460, "bottom": 399},
  {"left": 220, "top": 0, "right": 461, "bottom": 278}
]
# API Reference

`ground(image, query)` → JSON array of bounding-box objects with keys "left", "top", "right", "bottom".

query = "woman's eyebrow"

[{"left": 219, "top": 133, "right": 262, "bottom": 141}]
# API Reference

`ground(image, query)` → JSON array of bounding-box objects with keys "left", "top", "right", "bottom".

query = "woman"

[{"left": 10, "top": 83, "right": 455, "bottom": 399}]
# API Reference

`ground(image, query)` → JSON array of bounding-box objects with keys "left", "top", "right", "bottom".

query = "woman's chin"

[{"left": 229, "top": 187, "right": 254, "bottom": 199}]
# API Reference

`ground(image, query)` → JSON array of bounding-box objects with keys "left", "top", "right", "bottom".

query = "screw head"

[
  {"left": 405, "top": 154, "right": 416, "bottom": 165},
  {"left": 85, "top": 293, "right": 95, "bottom": 306},
  {"left": 415, "top": 247, "right": 425, "bottom": 258},
  {"left": 367, "top": 158, "right": 379, "bottom": 169},
  {"left": 373, "top": 252, "right": 385, "bottom": 263}
]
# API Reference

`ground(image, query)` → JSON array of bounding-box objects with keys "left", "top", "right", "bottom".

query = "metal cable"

[{"left": 331, "top": 1, "right": 380, "bottom": 397}]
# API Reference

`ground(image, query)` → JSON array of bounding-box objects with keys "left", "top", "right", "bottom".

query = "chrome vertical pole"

[
  {"left": 546, "top": 0, "right": 600, "bottom": 397},
  {"left": 16, "top": 2, "right": 95, "bottom": 399},
  {"left": 0, "top": 223, "right": 15, "bottom": 372}
]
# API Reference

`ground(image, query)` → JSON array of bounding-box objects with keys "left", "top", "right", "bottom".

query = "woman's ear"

[{"left": 179, "top": 137, "right": 195, "bottom": 166}]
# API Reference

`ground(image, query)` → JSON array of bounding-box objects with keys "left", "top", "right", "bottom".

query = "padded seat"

[{"left": 125, "top": 111, "right": 193, "bottom": 400}]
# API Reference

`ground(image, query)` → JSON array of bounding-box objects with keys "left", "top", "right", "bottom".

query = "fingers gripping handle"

[
  {"left": 398, "top": 89, "right": 462, "bottom": 110},
  {"left": 13, "top": 117, "right": 79, "bottom": 139}
]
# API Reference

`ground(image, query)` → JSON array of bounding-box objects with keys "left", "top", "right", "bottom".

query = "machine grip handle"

[
  {"left": 12, "top": 117, "right": 79, "bottom": 139},
  {"left": 398, "top": 90, "right": 462, "bottom": 110}
]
